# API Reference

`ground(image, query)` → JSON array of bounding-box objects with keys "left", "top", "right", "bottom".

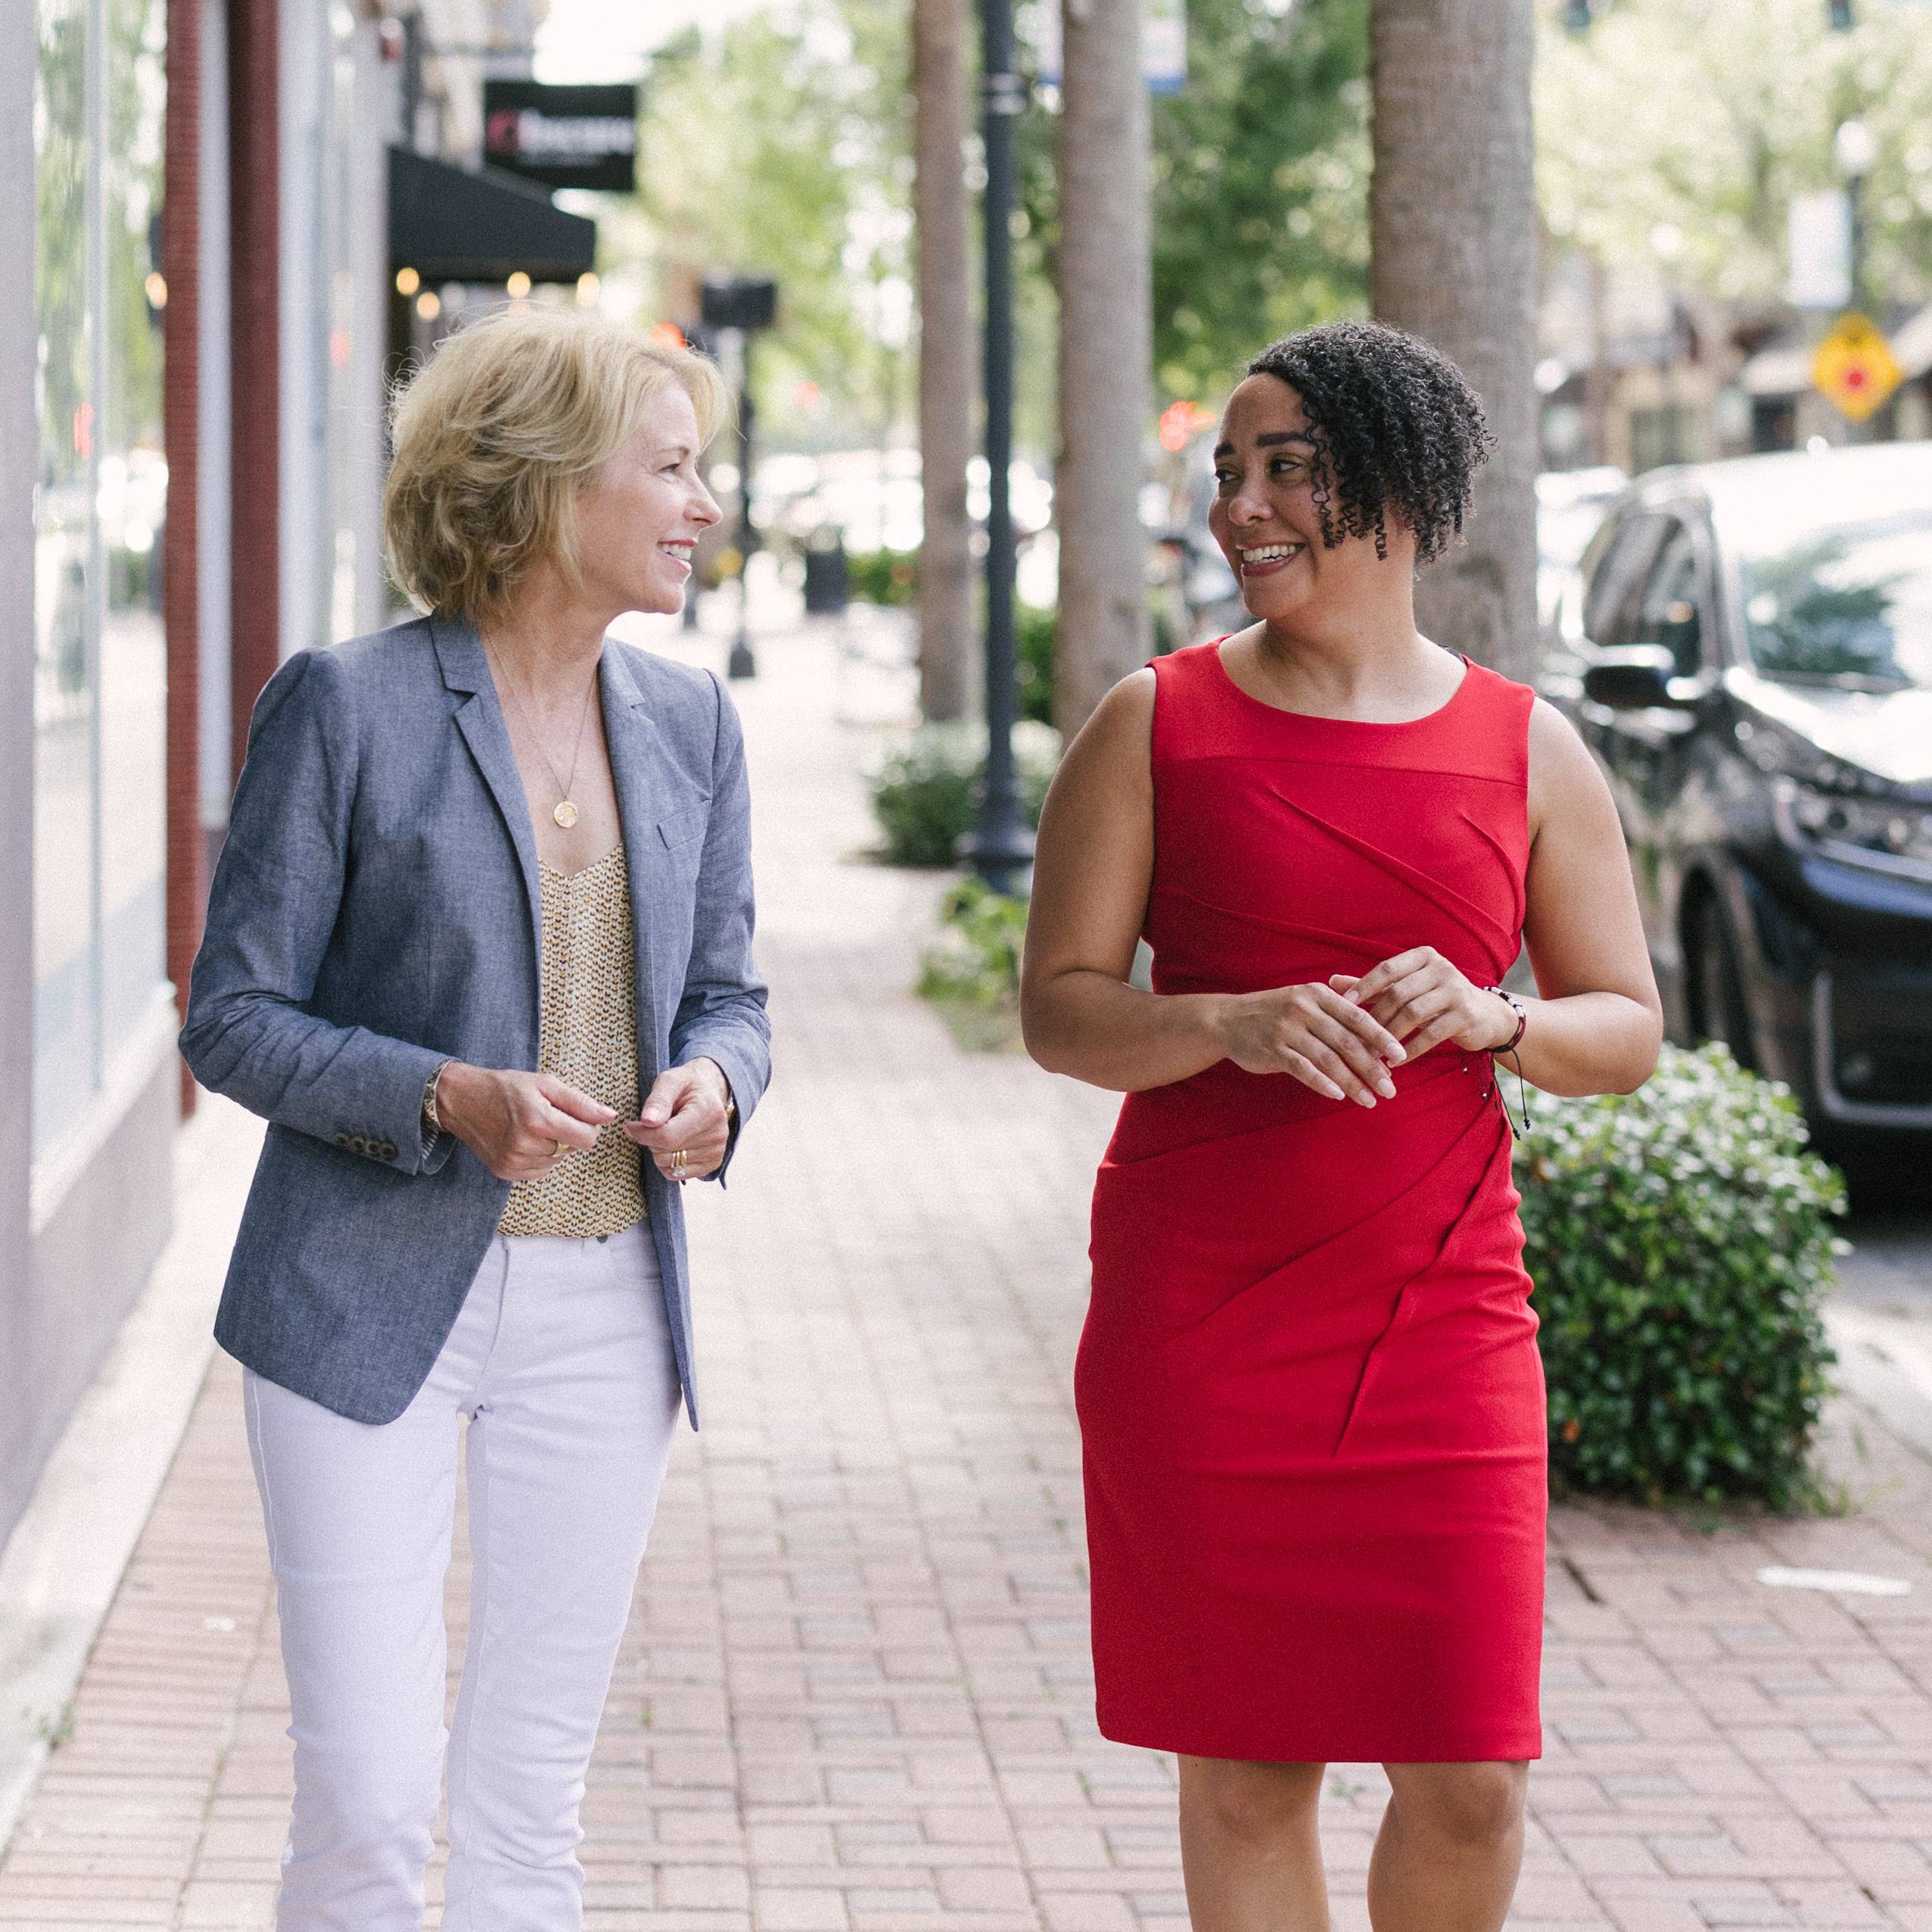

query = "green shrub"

[
  {"left": 917, "top": 876, "right": 1028, "bottom": 1010},
  {"left": 847, "top": 547, "right": 919, "bottom": 605},
  {"left": 866, "top": 721, "right": 1062, "bottom": 867},
  {"left": 1517, "top": 1042, "right": 1844, "bottom": 1511},
  {"left": 1016, "top": 605, "right": 1056, "bottom": 725}
]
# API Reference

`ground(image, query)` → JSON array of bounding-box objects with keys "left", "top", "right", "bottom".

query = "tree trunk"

[
  {"left": 913, "top": 0, "right": 978, "bottom": 723},
  {"left": 1054, "top": 0, "right": 1151, "bottom": 739},
  {"left": 1370, "top": 0, "right": 1538, "bottom": 683}
]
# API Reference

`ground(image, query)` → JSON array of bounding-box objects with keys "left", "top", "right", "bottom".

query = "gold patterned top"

[{"left": 498, "top": 845, "right": 648, "bottom": 1237}]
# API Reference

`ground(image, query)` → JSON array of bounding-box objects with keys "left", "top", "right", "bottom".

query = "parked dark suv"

[{"left": 1542, "top": 441, "right": 1932, "bottom": 1157}]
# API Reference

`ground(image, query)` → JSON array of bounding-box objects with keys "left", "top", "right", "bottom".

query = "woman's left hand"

[
  {"left": 1330, "top": 947, "right": 1520, "bottom": 1060},
  {"left": 622, "top": 1057, "right": 735, "bottom": 1183}
]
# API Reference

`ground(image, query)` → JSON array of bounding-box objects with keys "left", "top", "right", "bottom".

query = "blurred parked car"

[
  {"left": 1535, "top": 465, "right": 1626, "bottom": 638},
  {"left": 1542, "top": 441, "right": 1932, "bottom": 1158}
]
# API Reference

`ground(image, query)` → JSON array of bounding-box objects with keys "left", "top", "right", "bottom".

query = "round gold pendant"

[{"left": 553, "top": 799, "right": 580, "bottom": 829}]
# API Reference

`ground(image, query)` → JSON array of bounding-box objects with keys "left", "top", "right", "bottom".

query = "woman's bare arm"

[
  {"left": 1019, "top": 673, "right": 1406, "bottom": 1101},
  {"left": 1336, "top": 699, "right": 1662, "bottom": 1097},
  {"left": 1510, "top": 698, "right": 1663, "bottom": 1094}
]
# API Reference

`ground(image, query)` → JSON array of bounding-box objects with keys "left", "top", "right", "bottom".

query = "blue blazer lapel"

[
  {"left": 431, "top": 614, "right": 545, "bottom": 982},
  {"left": 601, "top": 646, "right": 668, "bottom": 1078}
]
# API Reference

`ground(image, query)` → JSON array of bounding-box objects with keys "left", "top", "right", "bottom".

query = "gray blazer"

[{"left": 180, "top": 614, "right": 770, "bottom": 1427}]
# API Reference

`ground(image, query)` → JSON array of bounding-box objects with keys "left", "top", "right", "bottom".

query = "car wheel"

[{"left": 1685, "top": 888, "right": 1757, "bottom": 1072}]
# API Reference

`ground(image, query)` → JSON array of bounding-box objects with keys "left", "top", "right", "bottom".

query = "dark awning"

[{"left": 387, "top": 146, "right": 596, "bottom": 285}]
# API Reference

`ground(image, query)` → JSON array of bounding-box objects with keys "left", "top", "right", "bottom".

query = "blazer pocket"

[{"left": 657, "top": 804, "right": 710, "bottom": 851}]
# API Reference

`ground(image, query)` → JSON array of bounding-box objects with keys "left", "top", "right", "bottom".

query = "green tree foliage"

[
  {"left": 1013, "top": 0, "right": 1369, "bottom": 412},
  {"left": 1149, "top": 0, "right": 1369, "bottom": 403},
  {"left": 635, "top": 9, "right": 915, "bottom": 445},
  {"left": 1538, "top": 0, "right": 1932, "bottom": 311}
]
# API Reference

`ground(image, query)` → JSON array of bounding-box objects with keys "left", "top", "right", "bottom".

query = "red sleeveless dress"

[{"left": 1076, "top": 642, "right": 1546, "bottom": 1765}]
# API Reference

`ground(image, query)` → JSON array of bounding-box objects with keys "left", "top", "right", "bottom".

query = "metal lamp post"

[
  {"left": 729, "top": 364, "right": 758, "bottom": 680},
  {"left": 701, "top": 275, "right": 779, "bottom": 680},
  {"left": 960, "top": 0, "right": 1035, "bottom": 895},
  {"left": 1834, "top": 117, "right": 1876, "bottom": 316}
]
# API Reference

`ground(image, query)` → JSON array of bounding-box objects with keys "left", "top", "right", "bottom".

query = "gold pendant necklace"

[{"left": 484, "top": 640, "right": 598, "bottom": 832}]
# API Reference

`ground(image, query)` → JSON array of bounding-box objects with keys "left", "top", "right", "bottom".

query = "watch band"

[{"left": 422, "top": 1059, "right": 453, "bottom": 1134}]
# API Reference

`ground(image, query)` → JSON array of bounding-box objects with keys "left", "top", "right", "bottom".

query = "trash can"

[{"left": 802, "top": 527, "right": 848, "bottom": 616}]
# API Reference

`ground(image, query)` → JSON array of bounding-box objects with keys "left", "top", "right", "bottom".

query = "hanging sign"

[
  {"left": 1035, "top": 0, "right": 1185, "bottom": 93},
  {"left": 482, "top": 82, "right": 638, "bottom": 194},
  {"left": 1812, "top": 313, "right": 1903, "bottom": 422},
  {"left": 1787, "top": 191, "right": 1850, "bottom": 310},
  {"left": 1144, "top": 0, "right": 1187, "bottom": 93}
]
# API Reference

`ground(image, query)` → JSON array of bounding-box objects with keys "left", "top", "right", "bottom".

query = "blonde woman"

[{"left": 181, "top": 308, "right": 769, "bottom": 1931}]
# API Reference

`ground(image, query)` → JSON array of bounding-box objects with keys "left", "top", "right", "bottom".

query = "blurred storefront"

[
  {"left": 1537, "top": 239, "right": 1932, "bottom": 479},
  {"left": 2, "top": 0, "right": 587, "bottom": 1545}
]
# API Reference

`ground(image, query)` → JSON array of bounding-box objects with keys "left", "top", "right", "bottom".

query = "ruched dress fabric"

[{"left": 1078, "top": 642, "right": 1547, "bottom": 1766}]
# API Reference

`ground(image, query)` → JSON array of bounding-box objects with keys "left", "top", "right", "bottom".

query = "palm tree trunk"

[
  {"left": 1370, "top": 0, "right": 1538, "bottom": 681},
  {"left": 914, "top": 0, "right": 978, "bottom": 723},
  {"left": 1054, "top": 0, "right": 1151, "bottom": 738}
]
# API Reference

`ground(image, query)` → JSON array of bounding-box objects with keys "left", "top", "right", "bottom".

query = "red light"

[
  {"left": 1158, "top": 398, "right": 1217, "bottom": 453},
  {"left": 72, "top": 401, "right": 93, "bottom": 459},
  {"left": 649, "top": 321, "right": 686, "bottom": 348},
  {"left": 793, "top": 379, "right": 822, "bottom": 407}
]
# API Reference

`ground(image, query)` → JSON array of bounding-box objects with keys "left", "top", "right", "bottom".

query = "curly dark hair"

[{"left": 1244, "top": 322, "right": 1492, "bottom": 565}]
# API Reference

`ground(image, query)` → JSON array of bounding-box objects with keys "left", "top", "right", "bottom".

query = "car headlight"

[{"left": 1772, "top": 776, "right": 1932, "bottom": 881}]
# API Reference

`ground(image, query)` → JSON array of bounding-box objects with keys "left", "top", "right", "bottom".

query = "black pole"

[
  {"left": 962, "top": 0, "right": 1034, "bottom": 893},
  {"left": 1847, "top": 170, "right": 1866, "bottom": 316},
  {"left": 729, "top": 334, "right": 758, "bottom": 679}
]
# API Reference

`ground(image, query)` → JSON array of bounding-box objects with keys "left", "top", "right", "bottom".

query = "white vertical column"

[
  {"left": 341, "top": 20, "right": 393, "bottom": 639},
  {"left": 196, "top": 0, "right": 231, "bottom": 832},
  {"left": 278, "top": 0, "right": 329, "bottom": 662}
]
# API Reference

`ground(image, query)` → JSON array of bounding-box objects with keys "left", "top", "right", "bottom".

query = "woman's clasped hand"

[
  {"left": 1221, "top": 945, "right": 1521, "bottom": 1107},
  {"left": 435, "top": 1057, "right": 735, "bottom": 1184}
]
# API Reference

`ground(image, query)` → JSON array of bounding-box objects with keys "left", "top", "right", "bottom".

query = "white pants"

[{"left": 244, "top": 1224, "right": 680, "bottom": 1932}]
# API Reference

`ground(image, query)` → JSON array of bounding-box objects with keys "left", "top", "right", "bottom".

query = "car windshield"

[{"left": 1737, "top": 510, "right": 1932, "bottom": 692}]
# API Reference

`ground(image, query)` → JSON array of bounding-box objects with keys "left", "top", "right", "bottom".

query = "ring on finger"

[{"left": 669, "top": 1148, "right": 688, "bottom": 1181}]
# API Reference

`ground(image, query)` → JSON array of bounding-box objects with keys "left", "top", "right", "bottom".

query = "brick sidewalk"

[{"left": 3, "top": 616, "right": 1932, "bottom": 1931}]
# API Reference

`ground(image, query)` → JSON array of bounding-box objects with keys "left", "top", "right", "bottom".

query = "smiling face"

[
  {"left": 571, "top": 382, "right": 723, "bottom": 617},
  {"left": 1208, "top": 374, "right": 1414, "bottom": 628}
]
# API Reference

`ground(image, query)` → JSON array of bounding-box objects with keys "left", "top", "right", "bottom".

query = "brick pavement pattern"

[{"left": 3, "top": 620, "right": 1932, "bottom": 1932}]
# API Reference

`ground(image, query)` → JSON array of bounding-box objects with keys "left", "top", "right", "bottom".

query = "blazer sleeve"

[
  {"left": 671, "top": 672, "right": 771, "bottom": 1182},
  {"left": 179, "top": 650, "right": 450, "bottom": 1174}
]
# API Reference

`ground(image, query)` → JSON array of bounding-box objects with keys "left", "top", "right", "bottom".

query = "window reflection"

[
  {"left": 1739, "top": 514, "right": 1932, "bottom": 693},
  {"left": 32, "top": 0, "right": 168, "bottom": 1156},
  {"left": 100, "top": 0, "right": 168, "bottom": 1069}
]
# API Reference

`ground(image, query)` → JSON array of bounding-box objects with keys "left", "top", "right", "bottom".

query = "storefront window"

[{"left": 33, "top": 0, "right": 168, "bottom": 1156}]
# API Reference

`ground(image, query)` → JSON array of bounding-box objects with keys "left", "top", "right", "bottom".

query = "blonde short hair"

[{"left": 384, "top": 306, "right": 729, "bottom": 624}]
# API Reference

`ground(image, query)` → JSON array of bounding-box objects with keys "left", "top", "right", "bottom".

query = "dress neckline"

[
  {"left": 1208, "top": 639, "right": 1473, "bottom": 729},
  {"left": 537, "top": 842, "right": 626, "bottom": 882}
]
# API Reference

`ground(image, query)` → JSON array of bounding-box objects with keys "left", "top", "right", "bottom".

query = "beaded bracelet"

[
  {"left": 1479, "top": 986, "right": 1533, "bottom": 1134},
  {"left": 1481, "top": 986, "right": 1529, "bottom": 1054}
]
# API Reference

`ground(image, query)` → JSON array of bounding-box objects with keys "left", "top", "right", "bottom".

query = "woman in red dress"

[{"left": 1022, "top": 323, "right": 1663, "bottom": 1930}]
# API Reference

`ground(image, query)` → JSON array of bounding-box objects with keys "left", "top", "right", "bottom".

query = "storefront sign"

[{"left": 482, "top": 82, "right": 638, "bottom": 194}]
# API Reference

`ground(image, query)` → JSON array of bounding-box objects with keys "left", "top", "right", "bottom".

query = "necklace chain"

[{"left": 484, "top": 639, "right": 598, "bottom": 830}]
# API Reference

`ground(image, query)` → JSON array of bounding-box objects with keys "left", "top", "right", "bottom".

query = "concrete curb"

[{"left": 0, "top": 1091, "right": 262, "bottom": 1851}]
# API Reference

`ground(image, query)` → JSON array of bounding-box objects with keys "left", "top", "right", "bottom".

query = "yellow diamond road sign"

[{"left": 1812, "top": 313, "right": 1903, "bottom": 423}]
